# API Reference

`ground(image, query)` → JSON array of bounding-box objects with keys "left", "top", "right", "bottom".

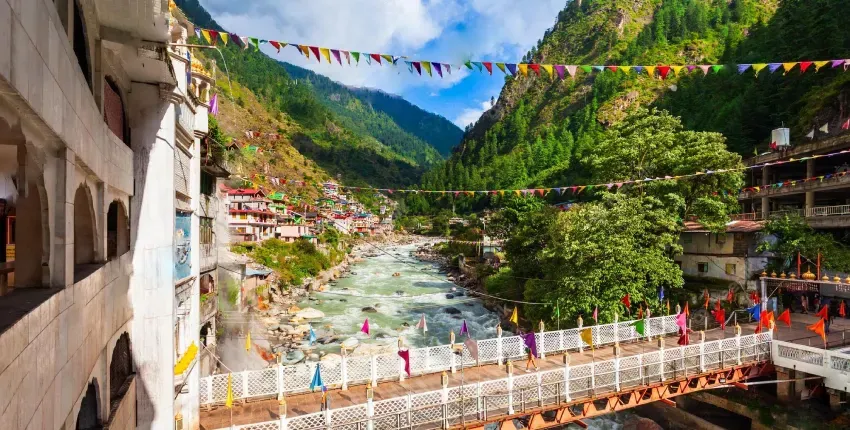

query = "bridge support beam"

[{"left": 828, "top": 388, "right": 844, "bottom": 412}]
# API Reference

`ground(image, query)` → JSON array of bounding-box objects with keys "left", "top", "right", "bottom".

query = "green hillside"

[
  {"left": 421, "top": 0, "right": 850, "bottom": 195},
  {"left": 174, "top": 0, "right": 461, "bottom": 186}
]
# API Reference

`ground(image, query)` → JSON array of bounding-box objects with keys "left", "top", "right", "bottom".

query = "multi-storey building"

[
  {"left": 226, "top": 188, "right": 276, "bottom": 242},
  {"left": 736, "top": 128, "right": 850, "bottom": 230},
  {"left": 675, "top": 221, "right": 770, "bottom": 289}
]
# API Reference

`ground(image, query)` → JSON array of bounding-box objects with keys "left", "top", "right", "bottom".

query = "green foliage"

[
  {"left": 508, "top": 193, "right": 684, "bottom": 326},
  {"left": 225, "top": 280, "right": 240, "bottom": 306},
  {"left": 758, "top": 215, "right": 850, "bottom": 273},
  {"left": 247, "top": 238, "right": 332, "bottom": 286}
]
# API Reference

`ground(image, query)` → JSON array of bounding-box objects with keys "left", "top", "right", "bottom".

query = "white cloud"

[
  {"left": 199, "top": 0, "right": 564, "bottom": 94},
  {"left": 454, "top": 100, "right": 492, "bottom": 127},
  {"left": 429, "top": 92, "right": 439, "bottom": 97}
]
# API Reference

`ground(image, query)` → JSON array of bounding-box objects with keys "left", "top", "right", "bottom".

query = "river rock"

[
  {"left": 445, "top": 294, "right": 454, "bottom": 299},
  {"left": 267, "top": 324, "right": 280, "bottom": 331},
  {"left": 623, "top": 417, "right": 663, "bottom": 430},
  {"left": 361, "top": 306, "right": 378, "bottom": 313},
  {"left": 296, "top": 308, "right": 325, "bottom": 319},
  {"left": 321, "top": 353, "right": 342, "bottom": 364},
  {"left": 341, "top": 337, "right": 360, "bottom": 350},
  {"left": 395, "top": 290, "right": 405, "bottom": 296},
  {"left": 319, "top": 335, "right": 339, "bottom": 345},
  {"left": 443, "top": 307, "right": 462, "bottom": 315},
  {"left": 281, "top": 350, "right": 305, "bottom": 365}
]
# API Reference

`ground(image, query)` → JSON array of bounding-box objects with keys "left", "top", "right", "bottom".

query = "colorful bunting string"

[
  {"left": 189, "top": 27, "right": 850, "bottom": 81},
  {"left": 231, "top": 147, "right": 850, "bottom": 200}
]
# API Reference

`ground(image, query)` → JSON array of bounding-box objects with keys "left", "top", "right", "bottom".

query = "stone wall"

[
  {"left": 0, "top": 253, "right": 133, "bottom": 430},
  {"left": 104, "top": 377, "right": 136, "bottom": 430}
]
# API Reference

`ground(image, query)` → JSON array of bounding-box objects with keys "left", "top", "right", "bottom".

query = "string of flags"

[
  {"left": 234, "top": 148, "right": 850, "bottom": 199},
  {"left": 191, "top": 27, "right": 850, "bottom": 81}
]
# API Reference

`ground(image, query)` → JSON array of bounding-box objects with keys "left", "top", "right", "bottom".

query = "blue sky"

[{"left": 199, "top": 0, "right": 566, "bottom": 127}]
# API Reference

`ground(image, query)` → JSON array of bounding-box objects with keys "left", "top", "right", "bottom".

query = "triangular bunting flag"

[
  {"left": 352, "top": 52, "right": 361, "bottom": 64},
  {"left": 541, "top": 64, "right": 553, "bottom": 78},
  {"left": 606, "top": 65, "right": 618, "bottom": 73},
  {"left": 370, "top": 53, "right": 382, "bottom": 65},
  {"left": 269, "top": 40, "right": 281, "bottom": 53},
  {"left": 554, "top": 64, "right": 565, "bottom": 79},
  {"left": 752, "top": 63, "right": 767, "bottom": 76},
  {"left": 506, "top": 63, "right": 517, "bottom": 75},
  {"left": 496, "top": 63, "right": 507, "bottom": 74},
  {"left": 580, "top": 65, "right": 592, "bottom": 74},
  {"left": 309, "top": 46, "right": 321, "bottom": 61},
  {"left": 711, "top": 64, "right": 724, "bottom": 73},
  {"left": 422, "top": 61, "right": 432, "bottom": 76},
  {"left": 331, "top": 49, "right": 342, "bottom": 65},
  {"left": 219, "top": 32, "right": 229, "bottom": 45},
  {"left": 814, "top": 60, "right": 829, "bottom": 71},
  {"left": 782, "top": 62, "right": 797, "bottom": 74},
  {"left": 819, "top": 123, "right": 829, "bottom": 133},
  {"left": 671, "top": 65, "right": 684, "bottom": 75},
  {"left": 529, "top": 64, "right": 540, "bottom": 75},
  {"left": 644, "top": 66, "right": 656, "bottom": 77},
  {"left": 320, "top": 48, "right": 331, "bottom": 63},
  {"left": 483, "top": 62, "right": 493, "bottom": 75},
  {"left": 381, "top": 54, "right": 393, "bottom": 64},
  {"left": 518, "top": 64, "right": 528, "bottom": 76},
  {"left": 434, "top": 63, "right": 443, "bottom": 78},
  {"left": 768, "top": 63, "right": 782, "bottom": 73},
  {"left": 413, "top": 62, "right": 422, "bottom": 75},
  {"left": 737, "top": 64, "right": 751, "bottom": 74},
  {"left": 658, "top": 65, "right": 671, "bottom": 79},
  {"left": 698, "top": 65, "right": 711, "bottom": 75},
  {"left": 620, "top": 65, "right": 632, "bottom": 74},
  {"left": 473, "top": 62, "right": 483, "bottom": 72},
  {"left": 566, "top": 65, "right": 577, "bottom": 77},
  {"left": 806, "top": 129, "right": 815, "bottom": 139},
  {"left": 464, "top": 61, "right": 473, "bottom": 70},
  {"left": 799, "top": 61, "right": 813, "bottom": 73}
]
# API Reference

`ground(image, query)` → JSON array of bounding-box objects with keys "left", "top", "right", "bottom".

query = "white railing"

[
  {"left": 220, "top": 332, "right": 773, "bottom": 430},
  {"left": 771, "top": 340, "right": 850, "bottom": 392},
  {"left": 200, "top": 315, "right": 680, "bottom": 405},
  {"left": 806, "top": 204, "right": 850, "bottom": 217}
]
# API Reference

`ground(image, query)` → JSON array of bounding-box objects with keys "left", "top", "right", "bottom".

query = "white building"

[{"left": 0, "top": 1, "right": 224, "bottom": 429}]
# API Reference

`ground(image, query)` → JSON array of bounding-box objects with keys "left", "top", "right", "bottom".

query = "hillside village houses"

[{"left": 0, "top": 1, "right": 233, "bottom": 429}]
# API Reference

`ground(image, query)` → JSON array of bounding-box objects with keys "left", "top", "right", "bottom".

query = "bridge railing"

[
  {"left": 200, "top": 315, "right": 680, "bottom": 405},
  {"left": 221, "top": 332, "right": 772, "bottom": 430},
  {"left": 772, "top": 340, "right": 850, "bottom": 392}
]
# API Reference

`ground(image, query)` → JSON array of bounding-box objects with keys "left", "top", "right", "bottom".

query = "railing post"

[
  {"left": 563, "top": 354, "right": 571, "bottom": 402},
  {"left": 658, "top": 337, "right": 665, "bottom": 382},
  {"left": 398, "top": 337, "right": 407, "bottom": 382},
  {"left": 207, "top": 377, "right": 214, "bottom": 404},
  {"left": 506, "top": 361, "right": 515, "bottom": 415},
  {"left": 577, "top": 316, "right": 584, "bottom": 353},
  {"left": 496, "top": 326, "right": 504, "bottom": 365},
  {"left": 324, "top": 394, "right": 332, "bottom": 428},
  {"left": 406, "top": 394, "right": 412, "bottom": 429},
  {"left": 537, "top": 372, "right": 543, "bottom": 407},
  {"left": 279, "top": 399, "right": 288, "bottom": 430},
  {"left": 366, "top": 387, "right": 375, "bottom": 430},
  {"left": 614, "top": 312, "right": 619, "bottom": 344},
  {"left": 613, "top": 344, "right": 621, "bottom": 392},
  {"left": 242, "top": 370, "right": 250, "bottom": 399},
  {"left": 539, "top": 320, "right": 546, "bottom": 359},
  {"left": 450, "top": 331, "right": 457, "bottom": 374},
  {"left": 735, "top": 325, "right": 742, "bottom": 365},
  {"left": 699, "top": 331, "right": 706, "bottom": 373},
  {"left": 277, "top": 359, "right": 285, "bottom": 399},
  {"left": 341, "top": 348, "right": 349, "bottom": 390},
  {"left": 371, "top": 356, "right": 378, "bottom": 387},
  {"left": 476, "top": 382, "right": 483, "bottom": 420},
  {"left": 441, "top": 372, "right": 449, "bottom": 429}
]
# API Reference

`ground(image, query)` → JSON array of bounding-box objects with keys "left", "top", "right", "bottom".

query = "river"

[{"left": 297, "top": 241, "right": 503, "bottom": 352}]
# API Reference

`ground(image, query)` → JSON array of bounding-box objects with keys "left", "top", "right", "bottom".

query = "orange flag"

[
  {"left": 815, "top": 305, "right": 828, "bottom": 320},
  {"left": 806, "top": 318, "right": 826, "bottom": 345},
  {"left": 683, "top": 302, "right": 690, "bottom": 318},
  {"left": 777, "top": 309, "right": 791, "bottom": 327},
  {"left": 637, "top": 305, "right": 643, "bottom": 319},
  {"left": 840, "top": 301, "right": 847, "bottom": 318},
  {"left": 703, "top": 289, "right": 710, "bottom": 309}
]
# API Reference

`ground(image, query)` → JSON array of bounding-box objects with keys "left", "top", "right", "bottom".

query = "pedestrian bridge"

[{"left": 198, "top": 313, "right": 798, "bottom": 430}]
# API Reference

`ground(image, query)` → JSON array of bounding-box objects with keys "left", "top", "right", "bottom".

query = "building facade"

[{"left": 675, "top": 221, "right": 771, "bottom": 288}]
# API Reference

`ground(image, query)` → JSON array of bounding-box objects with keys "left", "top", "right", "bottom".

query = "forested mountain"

[
  {"left": 281, "top": 65, "right": 462, "bottom": 157},
  {"left": 421, "top": 0, "right": 850, "bottom": 196},
  {"left": 174, "top": 0, "right": 461, "bottom": 186}
]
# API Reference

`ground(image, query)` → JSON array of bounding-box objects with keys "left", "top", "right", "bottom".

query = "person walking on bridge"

[{"left": 523, "top": 332, "right": 539, "bottom": 372}]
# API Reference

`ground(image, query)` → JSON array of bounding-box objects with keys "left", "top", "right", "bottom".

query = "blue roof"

[{"left": 245, "top": 268, "right": 273, "bottom": 277}]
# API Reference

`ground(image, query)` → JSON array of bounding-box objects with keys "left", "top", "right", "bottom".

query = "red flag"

[
  {"left": 799, "top": 61, "right": 813, "bottom": 73},
  {"left": 370, "top": 53, "right": 382, "bottom": 65},
  {"left": 482, "top": 62, "right": 493, "bottom": 75},
  {"left": 755, "top": 323, "right": 762, "bottom": 334},
  {"left": 606, "top": 65, "right": 618, "bottom": 73},
  {"left": 621, "top": 294, "right": 631, "bottom": 310},
  {"left": 713, "top": 308, "right": 726, "bottom": 330},
  {"left": 208, "top": 30, "right": 220, "bottom": 46},
  {"left": 840, "top": 301, "right": 846, "bottom": 318},
  {"left": 528, "top": 64, "right": 540, "bottom": 75},
  {"left": 677, "top": 328, "right": 692, "bottom": 346},
  {"left": 842, "top": 118, "right": 850, "bottom": 130},
  {"left": 815, "top": 305, "right": 828, "bottom": 320},
  {"left": 806, "top": 318, "right": 826, "bottom": 344},
  {"left": 658, "top": 65, "right": 672, "bottom": 79},
  {"left": 727, "top": 288, "right": 734, "bottom": 303},
  {"left": 269, "top": 40, "right": 281, "bottom": 52},
  {"left": 309, "top": 47, "right": 321, "bottom": 62},
  {"left": 777, "top": 309, "right": 791, "bottom": 327},
  {"left": 714, "top": 300, "right": 722, "bottom": 312}
]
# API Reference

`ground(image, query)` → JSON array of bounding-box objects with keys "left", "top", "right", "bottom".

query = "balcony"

[
  {"left": 201, "top": 292, "right": 217, "bottom": 323},
  {"left": 739, "top": 170, "right": 850, "bottom": 199},
  {"left": 200, "top": 243, "right": 217, "bottom": 273},
  {"left": 200, "top": 144, "right": 232, "bottom": 178},
  {"left": 730, "top": 204, "right": 850, "bottom": 228}
]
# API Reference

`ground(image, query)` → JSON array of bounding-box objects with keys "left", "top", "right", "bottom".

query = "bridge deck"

[{"left": 199, "top": 314, "right": 850, "bottom": 430}]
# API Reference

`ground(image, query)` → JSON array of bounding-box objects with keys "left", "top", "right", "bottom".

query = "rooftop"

[{"left": 683, "top": 220, "right": 765, "bottom": 233}]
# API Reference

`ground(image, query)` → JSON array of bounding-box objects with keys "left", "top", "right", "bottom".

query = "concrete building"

[
  {"left": 226, "top": 188, "right": 276, "bottom": 242},
  {"left": 737, "top": 128, "right": 850, "bottom": 230},
  {"left": 675, "top": 221, "right": 771, "bottom": 289}
]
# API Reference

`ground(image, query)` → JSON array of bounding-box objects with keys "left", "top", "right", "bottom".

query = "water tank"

[{"left": 771, "top": 128, "right": 791, "bottom": 148}]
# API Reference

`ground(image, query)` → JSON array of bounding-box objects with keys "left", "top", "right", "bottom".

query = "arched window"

[
  {"left": 109, "top": 333, "right": 133, "bottom": 406},
  {"left": 74, "top": 186, "right": 96, "bottom": 265},
  {"left": 106, "top": 201, "right": 129, "bottom": 259},
  {"left": 103, "top": 77, "right": 129, "bottom": 145},
  {"left": 72, "top": 0, "right": 92, "bottom": 91},
  {"left": 76, "top": 379, "right": 101, "bottom": 429}
]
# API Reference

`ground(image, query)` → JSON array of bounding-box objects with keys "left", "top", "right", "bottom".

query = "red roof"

[
  {"left": 683, "top": 220, "right": 765, "bottom": 233},
  {"left": 228, "top": 188, "right": 266, "bottom": 197}
]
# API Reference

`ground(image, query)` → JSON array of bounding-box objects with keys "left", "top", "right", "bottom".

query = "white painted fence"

[
  {"left": 200, "top": 315, "right": 680, "bottom": 405},
  {"left": 221, "top": 332, "right": 773, "bottom": 430},
  {"left": 772, "top": 340, "right": 850, "bottom": 391}
]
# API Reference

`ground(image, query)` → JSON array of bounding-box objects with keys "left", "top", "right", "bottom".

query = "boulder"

[
  {"left": 361, "top": 307, "right": 378, "bottom": 313},
  {"left": 321, "top": 353, "right": 343, "bottom": 364},
  {"left": 341, "top": 337, "right": 360, "bottom": 350},
  {"left": 623, "top": 417, "right": 663, "bottom": 430},
  {"left": 296, "top": 308, "right": 325, "bottom": 319},
  {"left": 443, "top": 307, "right": 462, "bottom": 315},
  {"left": 281, "top": 350, "right": 305, "bottom": 365},
  {"left": 445, "top": 294, "right": 455, "bottom": 299}
]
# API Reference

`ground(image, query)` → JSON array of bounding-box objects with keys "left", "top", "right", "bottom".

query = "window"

[
  {"left": 697, "top": 262, "right": 708, "bottom": 273},
  {"left": 725, "top": 264, "right": 736, "bottom": 275},
  {"left": 104, "top": 77, "right": 129, "bottom": 144},
  {"left": 200, "top": 217, "right": 213, "bottom": 244},
  {"left": 72, "top": 0, "right": 92, "bottom": 91},
  {"left": 200, "top": 171, "right": 214, "bottom": 196}
]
